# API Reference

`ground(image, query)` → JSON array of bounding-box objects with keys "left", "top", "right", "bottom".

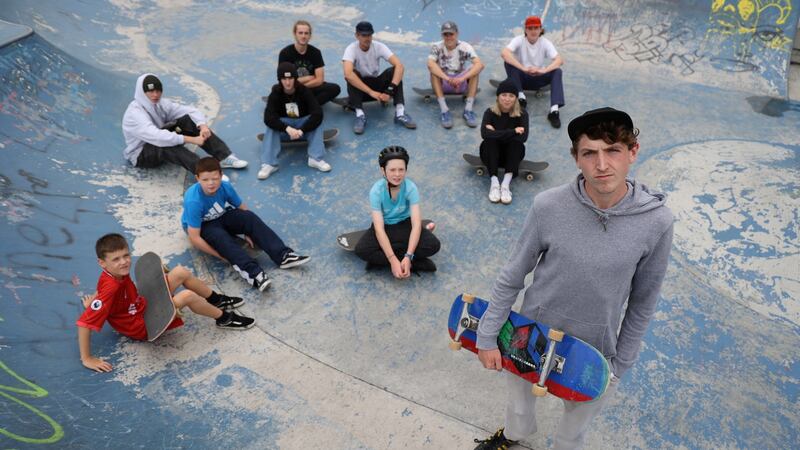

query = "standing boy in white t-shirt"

[
  {"left": 427, "top": 21, "right": 484, "bottom": 129},
  {"left": 501, "top": 15, "right": 565, "bottom": 128},
  {"left": 342, "top": 21, "right": 416, "bottom": 135}
]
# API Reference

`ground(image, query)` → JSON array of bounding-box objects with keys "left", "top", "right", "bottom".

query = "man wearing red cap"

[{"left": 501, "top": 15, "right": 565, "bottom": 128}]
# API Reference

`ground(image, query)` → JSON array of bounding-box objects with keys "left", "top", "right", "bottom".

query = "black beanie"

[
  {"left": 142, "top": 75, "right": 162, "bottom": 92},
  {"left": 277, "top": 62, "right": 298, "bottom": 81},
  {"left": 495, "top": 78, "right": 516, "bottom": 97}
]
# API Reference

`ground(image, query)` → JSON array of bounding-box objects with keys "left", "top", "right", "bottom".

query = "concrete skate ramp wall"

[{"left": 541, "top": 0, "right": 800, "bottom": 98}]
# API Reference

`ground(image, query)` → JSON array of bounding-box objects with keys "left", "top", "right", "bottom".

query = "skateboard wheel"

[
  {"left": 525, "top": 173, "right": 534, "bottom": 181},
  {"left": 536, "top": 91, "right": 544, "bottom": 98},
  {"left": 548, "top": 329, "right": 565, "bottom": 342},
  {"left": 424, "top": 97, "right": 431, "bottom": 103},
  {"left": 532, "top": 384, "right": 548, "bottom": 396},
  {"left": 462, "top": 294, "right": 475, "bottom": 304},
  {"left": 448, "top": 340, "right": 462, "bottom": 351},
  {"left": 476, "top": 168, "right": 485, "bottom": 176}
]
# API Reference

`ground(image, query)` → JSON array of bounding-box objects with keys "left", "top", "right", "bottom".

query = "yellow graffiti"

[
  {"left": 0, "top": 360, "right": 64, "bottom": 444},
  {"left": 708, "top": 0, "right": 792, "bottom": 48}
]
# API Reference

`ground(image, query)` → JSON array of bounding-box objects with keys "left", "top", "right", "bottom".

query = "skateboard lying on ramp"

[
  {"left": 412, "top": 86, "right": 481, "bottom": 102},
  {"left": 448, "top": 293, "right": 610, "bottom": 402},
  {"left": 331, "top": 96, "right": 388, "bottom": 112},
  {"left": 463, "top": 153, "right": 548, "bottom": 182},
  {"left": 337, "top": 219, "right": 433, "bottom": 251},
  {"left": 134, "top": 252, "right": 183, "bottom": 342},
  {"left": 256, "top": 128, "right": 339, "bottom": 146},
  {"left": 489, "top": 78, "right": 550, "bottom": 98}
]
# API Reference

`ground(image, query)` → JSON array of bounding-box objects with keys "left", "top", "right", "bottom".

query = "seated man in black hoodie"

[{"left": 259, "top": 62, "right": 330, "bottom": 180}]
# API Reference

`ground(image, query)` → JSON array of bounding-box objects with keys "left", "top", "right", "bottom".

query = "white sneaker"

[
  {"left": 308, "top": 158, "right": 331, "bottom": 172},
  {"left": 220, "top": 154, "right": 248, "bottom": 169},
  {"left": 489, "top": 185, "right": 500, "bottom": 203},
  {"left": 257, "top": 164, "right": 278, "bottom": 180},
  {"left": 500, "top": 186, "right": 512, "bottom": 204}
]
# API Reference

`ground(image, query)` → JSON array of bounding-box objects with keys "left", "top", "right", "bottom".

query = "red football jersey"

[{"left": 76, "top": 271, "right": 182, "bottom": 341}]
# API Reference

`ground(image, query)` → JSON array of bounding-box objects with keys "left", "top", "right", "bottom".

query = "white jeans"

[{"left": 503, "top": 372, "right": 619, "bottom": 449}]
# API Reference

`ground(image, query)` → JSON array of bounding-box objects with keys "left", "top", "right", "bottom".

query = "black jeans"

[
  {"left": 311, "top": 82, "right": 341, "bottom": 105},
  {"left": 135, "top": 115, "right": 231, "bottom": 173},
  {"left": 346, "top": 67, "right": 404, "bottom": 109},
  {"left": 480, "top": 139, "right": 526, "bottom": 177},
  {"left": 354, "top": 218, "right": 440, "bottom": 265},
  {"left": 199, "top": 209, "right": 291, "bottom": 281}
]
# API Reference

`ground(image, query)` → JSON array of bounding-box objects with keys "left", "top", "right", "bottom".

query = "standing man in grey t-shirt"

[
  {"left": 342, "top": 21, "right": 415, "bottom": 135},
  {"left": 472, "top": 107, "right": 673, "bottom": 450}
]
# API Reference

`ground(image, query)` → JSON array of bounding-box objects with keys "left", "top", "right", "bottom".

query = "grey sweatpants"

[{"left": 503, "top": 372, "right": 619, "bottom": 449}]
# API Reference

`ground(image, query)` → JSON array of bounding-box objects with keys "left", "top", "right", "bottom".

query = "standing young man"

[
  {"left": 278, "top": 20, "right": 341, "bottom": 106},
  {"left": 473, "top": 108, "right": 673, "bottom": 449},
  {"left": 342, "top": 21, "right": 416, "bottom": 134},
  {"left": 427, "top": 20, "right": 484, "bottom": 129},
  {"left": 122, "top": 73, "right": 248, "bottom": 173},
  {"left": 501, "top": 16, "right": 565, "bottom": 128}
]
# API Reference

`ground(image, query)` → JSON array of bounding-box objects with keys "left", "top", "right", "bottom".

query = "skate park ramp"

[{"left": 1, "top": 1, "right": 798, "bottom": 449}]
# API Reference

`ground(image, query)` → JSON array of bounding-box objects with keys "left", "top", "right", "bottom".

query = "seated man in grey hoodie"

[
  {"left": 472, "top": 107, "right": 674, "bottom": 450},
  {"left": 122, "top": 73, "right": 248, "bottom": 174}
]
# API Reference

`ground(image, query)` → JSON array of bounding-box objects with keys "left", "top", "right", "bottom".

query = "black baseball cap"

[
  {"left": 355, "top": 21, "right": 374, "bottom": 35},
  {"left": 142, "top": 75, "right": 162, "bottom": 92},
  {"left": 567, "top": 107, "right": 633, "bottom": 141}
]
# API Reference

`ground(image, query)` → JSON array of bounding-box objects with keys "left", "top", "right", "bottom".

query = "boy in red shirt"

[{"left": 77, "top": 233, "right": 255, "bottom": 372}]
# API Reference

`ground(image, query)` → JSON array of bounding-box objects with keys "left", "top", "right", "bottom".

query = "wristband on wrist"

[{"left": 404, "top": 252, "right": 414, "bottom": 261}]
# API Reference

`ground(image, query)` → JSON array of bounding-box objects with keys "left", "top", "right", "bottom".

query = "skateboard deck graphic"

[
  {"left": 256, "top": 128, "right": 339, "bottom": 146},
  {"left": 463, "top": 153, "right": 548, "bottom": 181},
  {"left": 448, "top": 294, "right": 610, "bottom": 402},
  {"left": 337, "top": 219, "right": 433, "bottom": 251},
  {"left": 412, "top": 86, "right": 481, "bottom": 102},
  {"left": 489, "top": 78, "right": 550, "bottom": 97},
  {"left": 134, "top": 252, "right": 182, "bottom": 341}
]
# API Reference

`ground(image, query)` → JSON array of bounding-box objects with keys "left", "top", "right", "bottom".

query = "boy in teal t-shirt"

[{"left": 354, "top": 146, "right": 440, "bottom": 278}]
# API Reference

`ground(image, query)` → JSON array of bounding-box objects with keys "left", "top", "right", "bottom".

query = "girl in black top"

[{"left": 479, "top": 78, "right": 529, "bottom": 204}]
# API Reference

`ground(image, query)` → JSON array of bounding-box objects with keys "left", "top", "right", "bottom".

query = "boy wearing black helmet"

[{"left": 354, "top": 147, "right": 440, "bottom": 277}]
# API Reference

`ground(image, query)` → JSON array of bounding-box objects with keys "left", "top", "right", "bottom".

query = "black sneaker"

[
  {"left": 208, "top": 294, "right": 244, "bottom": 311},
  {"left": 412, "top": 257, "right": 437, "bottom": 273},
  {"left": 518, "top": 97, "right": 527, "bottom": 109},
  {"left": 547, "top": 110, "right": 561, "bottom": 128},
  {"left": 253, "top": 271, "right": 271, "bottom": 292},
  {"left": 473, "top": 428, "right": 517, "bottom": 450},
  {"left": 279, "top": 252, "right": 310, "bottom": 269},
  {"left": 216, "top": 311, "right": 255, "bottom": 330}
]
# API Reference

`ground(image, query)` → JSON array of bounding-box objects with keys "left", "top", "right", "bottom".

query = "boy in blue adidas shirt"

[
  {"left": 182, "top": 157, "right": 309, "bottom": 291},
  {"left": 354, "top": 146, "right": 440, "bottom": 278}
]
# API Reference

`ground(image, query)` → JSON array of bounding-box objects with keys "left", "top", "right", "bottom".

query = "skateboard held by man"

[{"left": 448, "top": 293, "right": 610, "bottom": 402}]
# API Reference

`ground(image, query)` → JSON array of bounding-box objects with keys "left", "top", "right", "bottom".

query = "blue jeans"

[
  {"left": 260, "top": 116, "right": 325, "bottom": 166},
  {"left": 503, "top": 63, "right": 565, "bottom": 107}
]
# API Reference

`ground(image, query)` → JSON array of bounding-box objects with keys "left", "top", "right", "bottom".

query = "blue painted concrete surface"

[{"left": 1, "top": 1, "right": 799, "bottom": 449}]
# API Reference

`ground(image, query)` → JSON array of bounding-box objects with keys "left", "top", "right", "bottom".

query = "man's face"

[
  {"left": 573, "top": 135, "right": 639, "bottom": 204},
  {"left": 280, "top": 77, "right": 296, "bottom": 92},
  {"left": 98, "top": 248, "right": 132, "bottom": 278},
  {"left": 442, "top": 31, "right": 458, "bottom": 48},
  {"left": 294, "top": 24, "right": 311, "bottom": 45},
  {"left": 525, "top": 26, "right": 543, "bottom": 42},
  {"left": 356, "top": 33, "right": 373, "bottom": 49},
  {"left": 196, "top": 170, "right": 222, "bottom": 196},
  {"left": 145, "top": 90, "right": 162, "bottom": 103},
  {"left": 381, "top": 159, "right": 407, "bottom": 186}
]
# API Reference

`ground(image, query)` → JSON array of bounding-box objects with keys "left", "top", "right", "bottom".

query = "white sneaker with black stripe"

[{"left": 279, "top": 252, "right": 310, "bottom": 269}]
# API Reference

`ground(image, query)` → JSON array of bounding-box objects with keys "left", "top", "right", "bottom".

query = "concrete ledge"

[{"left": 0, "top": 18, "right": 32, "bottom": 48}]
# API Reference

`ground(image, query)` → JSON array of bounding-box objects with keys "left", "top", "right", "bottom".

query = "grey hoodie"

[
  {"left": 121, "top": 73, "right": 207, "bottom": 165},
  {"left": 476, "top": 175, "right": 674, "bottom": 377}
]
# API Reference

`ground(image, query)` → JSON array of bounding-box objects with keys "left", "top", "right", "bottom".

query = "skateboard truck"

[
  {"left": 532, "top": 328, "right": 565, "bottom": 396},
  {"left": 449, "top": 293, "right": 477, "bottom": 350}
]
